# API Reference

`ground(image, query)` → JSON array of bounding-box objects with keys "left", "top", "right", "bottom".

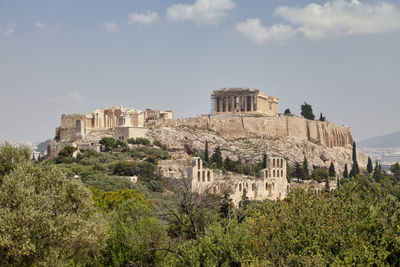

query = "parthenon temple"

[{"left": 212, "top": 88, "right": 279, "bottom": 116}]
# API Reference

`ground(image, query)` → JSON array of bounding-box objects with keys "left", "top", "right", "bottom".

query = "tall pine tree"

[
  {"left": 367, "top": 157, "right": 373, "bottom": 174},
  {"left": 329, "top": 162, "right": 336, "bottom": 177},
  {"left": 343, "top": 164, "right": 349, "bottom": 178},
  {"left": 204, "top": 141, "right": 209, "bottom": 163},
  {"left": 211, "top": 145, "right": 223, "bottom": 169},
  {"left": 262, "top": 153, "right": 267, "bottom": 169},
  {"left": 350, "top": 141, "right": 359, "bottom": 177},
  {"left": 302, "top": 156, "right": 309, "bottom": 180}
]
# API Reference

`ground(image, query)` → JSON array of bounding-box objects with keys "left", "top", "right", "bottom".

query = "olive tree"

[{"left": 0, "top": 144, "right": 108, "bottom": 266}]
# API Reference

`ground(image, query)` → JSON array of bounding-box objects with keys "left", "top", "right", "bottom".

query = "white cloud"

[
  {"left": 48, "top": 91, "right": 86, "bottom": 104},
  {"left": 237, "top": 0, "right": 400, "bottom": 44},
  {"left": 35, "top": 21, "right": 49, "bottom": 29},
  {"left": 104, "top": 22, "right": 118, "bottom": 32},
  {"left": 128, "top": 11, "right": 159, "bottom": 25},
  {"left": 236, "top": 19, "right": 297, "bottom": 44},
  {"left": 276, "top": 0, "right": 400, "bottom": 39},
  {"left": 0, "top": 24, "right": 15, "bottom": 35},
  {"left": 166, "top": 0, "right": 235, "bottom": 25}
]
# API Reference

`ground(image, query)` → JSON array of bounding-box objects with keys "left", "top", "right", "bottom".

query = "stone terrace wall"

[{"left": 163, "top": 115, "right": 353, "bottom": 148}]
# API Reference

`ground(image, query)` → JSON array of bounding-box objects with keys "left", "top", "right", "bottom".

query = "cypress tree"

[
  {"left": 352, "top": 141, "right": 357, "bottom": 162},
  {"left": 204, "top": 141, "right": 209, "bottom": 163},
  {"left": 350, "top": 162, "right": 359, "bottom": 178},
  {"left": 294, "top": 162, "right": 304, "bottom": 179},
  {"left": 219, "top": 192, "right": 232, "bottom": 219},
  {"left": 302, "top": 156, "right": 309, "bottom": 180},
  {"left": 329, "top": 162, "right": 336, "bottom": 177},
  {"left": 343, "top": 164, "right": 349, "bottom": 178},
  {"left": 319, "top": 113, "right": 326, "bottom": 121},
  {"left": 211, "top": 145, "right": 223, "bottom": 169},
  {"left": 262, "top": 153, "right": 267, "bottom": 169},
  {"left": 239, "top": 188, "right": 250, "bottom": 211},
  {"left": 325, "top": 177, "right": 330, "bottom": 192},
  {"left": 373, "top": 161, "right": 381, "bottom": 182},
  {"left": 367, "top": 157, "right": 373, "bottom": 174},
  {"left": 351, "top": 141, "right": 359, "bottom": 175}
]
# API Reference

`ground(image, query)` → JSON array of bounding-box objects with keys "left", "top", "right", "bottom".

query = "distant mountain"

[{"left": 359, "top": 131, "right": 400, "bottom": 148}]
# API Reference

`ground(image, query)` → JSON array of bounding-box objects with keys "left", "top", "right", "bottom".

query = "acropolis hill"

[{"left": 49, "top": 88, "right": 366, "bottom": 174}]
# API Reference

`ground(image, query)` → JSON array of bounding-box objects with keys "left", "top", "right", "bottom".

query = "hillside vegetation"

[{"left": 1, "top": 142, "right": 400, "bottom": 266}]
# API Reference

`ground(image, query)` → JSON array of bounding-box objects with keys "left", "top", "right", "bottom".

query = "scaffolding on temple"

[{"left": 210, "top": 93, "right": 215, "bottom": 114}]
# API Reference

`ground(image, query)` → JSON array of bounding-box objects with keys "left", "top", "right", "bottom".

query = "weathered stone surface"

[
  {"left": 160, "top": 114, "right": 353, "bottom": 148},
  {"left": 147, "top": 126, "right": 367, "bottom": 176}
]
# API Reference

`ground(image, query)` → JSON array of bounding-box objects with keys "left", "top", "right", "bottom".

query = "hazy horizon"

[{"left": 1, "top": 0, "right": 400, "bottom": 142}]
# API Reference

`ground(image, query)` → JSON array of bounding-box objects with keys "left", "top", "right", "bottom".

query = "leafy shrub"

[
  {"left": 153, "top": 140, "right": 168, "bottom": 150},
  {"left": 127, "top": 137, "right": 150, "bottom": 146},
  {"left": 311, "top": 168, "right": 329, "bottom": 183},
  {"left": 112, "top": 161, "right": 139, "bottom": 176},
  {"left": 81, "top": 174, "right": 135, "bottom": 192},
  {"left": 58, "top": 146, "right": 77, "bottom": 157},
  {"left": 100, "top": 137, "right": 116, "bottom": 151}
]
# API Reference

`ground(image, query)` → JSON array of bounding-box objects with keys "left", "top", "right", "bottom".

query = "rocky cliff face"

[
  {"left": 160, "top": 115, "right": 353, "bottom": 148},
  {"left": 147, "top": 125, "right": 367, "bottom": 176}
]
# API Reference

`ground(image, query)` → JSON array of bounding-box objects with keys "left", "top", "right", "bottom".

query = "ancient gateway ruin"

[
  {"left": 55, "top": 106, "right": 173, "bottom": 141},
  {"left": 188, "top": 157, "right": 289, "bottom": 206},
  {"left": 212, "top": 88, "right": 279, "bottom": 116}
]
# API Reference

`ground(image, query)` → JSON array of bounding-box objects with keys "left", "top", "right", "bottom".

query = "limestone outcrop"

[
  {"left": 160, "top": 114, "right": 353, "bottom": 148},
  {"left": 147, "top": 125, "right": 367, "bottom": 176}
]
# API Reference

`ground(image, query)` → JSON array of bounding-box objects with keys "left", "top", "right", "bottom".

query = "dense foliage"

[{"left": 2, "top": 142, "right": 400, "bottom": 266}]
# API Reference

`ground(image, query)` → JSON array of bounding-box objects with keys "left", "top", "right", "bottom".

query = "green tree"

[
  {"left": 373, "top": 162, "right": 382, "bottom": 182},
  {"left": 219, "top": 192, "right": 233, "bottom": 219},
  {"left": 311, "top": 168, "right": 329, "bottom": 183},
  {"left": 284, "top": 108, "right": 291, "bottom": 115},
  {"left": 329, "top": 162, "right": 336, "bottom": 177},
  {"left": 352, "top": 141, "right": 357, "bottom": 162},
  {"left": 293, "top": 162, "right": 304, "bottom": 179},
  {"left": 112, "top": 161, "right": 139, "bottom": 176},
  {"left": 391, "top": 162, "right": 400, "bottom": 179},
  {"left": 343, "top": 163, "right": 349, "bottom": 178},
  {"left": 211, "top": 145, "right": 223, "bottom": 169},
  {"left": 100, "top": 137, "right": 116, "bottom": 151},
  {"left": 367, "top": 157, "right": 373, "bottom": 174},
  {"left": 324, "top": 176, "right": 330, "bottom": 192},
  {"left": 244, "top": 186, "right": 400, "bottom": 266},
  {"left": 204, "top": 141, "right": 209, "bottom": 163},
  {"left": 262, "top": 153, "right": 267, "bottom": 169},
  {"left": 58, "top": 145, "right": 77, "bottom": 157},
  {"left": 0, "top": 152, "right": 108, "bottom": 266},
  {"left": 302, "top": 156, "right": 310, "bottom": 179},
  {"left": 93, "top": 197, "right": 166, "bottom": 266},
  {"left": 239, "top": 188, "right": 250, "bottom": 212},
  {"left": 319, "top": 113, "right": 326, "bottom": 121},
  {"left": 223, "top": 156, "right": 235, "bottom": 172},
  {"left": 0, "top": 142, "right": 31, "bottom": 177},
  {"left": 300, "top": 102, "right": 315, "bottom": 120}
]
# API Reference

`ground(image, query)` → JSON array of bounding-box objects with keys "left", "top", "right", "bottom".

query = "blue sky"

[{"left": 1, "top": 0, "right": 399, "bottom": 142}]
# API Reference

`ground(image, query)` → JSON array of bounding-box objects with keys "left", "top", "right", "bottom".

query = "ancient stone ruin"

[
  {"left": 212, "top": 88, "right": 279, "bottom": 116},
  {"left": 188, "top": 157, "right": 289, "bottom": 206}
]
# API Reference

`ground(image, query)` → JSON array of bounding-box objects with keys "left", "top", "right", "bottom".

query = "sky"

[{"left": 0, "top": 0, "right": 399, "bottom": 142}]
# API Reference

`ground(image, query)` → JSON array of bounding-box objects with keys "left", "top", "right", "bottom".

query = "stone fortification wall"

[{"left": 166, "top": 115, "right": 353, "bottom": 148}]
